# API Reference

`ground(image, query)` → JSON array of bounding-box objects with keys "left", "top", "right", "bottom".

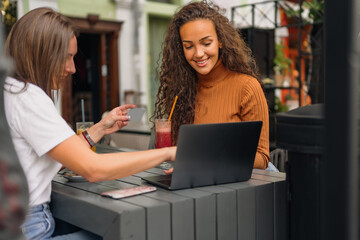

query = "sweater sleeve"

[{"left": 240, "top": 77, "right": 270, "bottom": 169}]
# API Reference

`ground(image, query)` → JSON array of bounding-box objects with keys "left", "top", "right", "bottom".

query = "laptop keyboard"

[{"left": 158, "top": 178, "right": 172, "bottom": 186}]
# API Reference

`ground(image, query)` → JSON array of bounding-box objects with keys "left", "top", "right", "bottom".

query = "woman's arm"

[
  {"left": 48, "top": 134, "right": 176, "bottom": 182},
  {"left": 240, "top": 77, "right": 270, "bottom": 169},
  {"left": 51, "top": 103, "right": 176, "bottom": 182},
  {"left": 78, "top": 104, "right": 136, "bottom": 147}
]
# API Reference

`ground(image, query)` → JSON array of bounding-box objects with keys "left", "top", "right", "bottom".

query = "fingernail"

[{"left": 127, "top": 115, "right": 131, "bottom": 120}]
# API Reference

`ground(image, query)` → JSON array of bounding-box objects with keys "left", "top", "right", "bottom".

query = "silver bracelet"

[{"left": 82, "top": 130, "right": 96, "bottom": 148}]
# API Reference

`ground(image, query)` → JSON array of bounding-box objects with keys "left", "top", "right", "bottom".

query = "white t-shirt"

[{"left": 4, "top": 77, "right": 75, "bottom": 207}]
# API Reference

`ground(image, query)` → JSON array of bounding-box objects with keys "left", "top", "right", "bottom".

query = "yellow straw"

[{"left": 168, "top": 95, "right": 178, "bottom": 122}]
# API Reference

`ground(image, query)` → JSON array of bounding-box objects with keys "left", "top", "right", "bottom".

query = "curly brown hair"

[{"left": 151, "top": 0, "right": 261, "bottom": 145}]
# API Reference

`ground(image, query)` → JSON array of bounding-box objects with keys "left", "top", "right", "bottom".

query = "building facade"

[{"left": 15, "top": 0, "right": 244, "bottom": 124}]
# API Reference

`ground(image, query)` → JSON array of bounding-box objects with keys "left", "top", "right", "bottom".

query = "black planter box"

[{"left": 276, "top": 104, "right": 324, "bottom": 240}]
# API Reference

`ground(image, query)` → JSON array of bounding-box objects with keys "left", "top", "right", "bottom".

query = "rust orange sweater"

[{"left": 193, "top": 60, "right": 270, "bottom": 169}]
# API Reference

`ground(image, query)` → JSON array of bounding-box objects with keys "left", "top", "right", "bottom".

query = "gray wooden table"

[{"left": 50, "top": 166, "right": 287, "bottom": 240}]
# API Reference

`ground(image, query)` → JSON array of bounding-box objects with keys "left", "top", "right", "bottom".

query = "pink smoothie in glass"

[{"left": 155, "top": 129, "right": 172, "bottom": 148}]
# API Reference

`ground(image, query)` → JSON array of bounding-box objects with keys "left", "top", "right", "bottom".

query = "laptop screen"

[{"left": 142, "top": 121, "right": 262, "bottom": 190}]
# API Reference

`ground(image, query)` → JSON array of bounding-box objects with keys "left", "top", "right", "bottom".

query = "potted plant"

[
  {"left": 273, "top": 42, "right": 292, "bottom": 86},
  {"left": 305, "top": 0, "right": 324, "bottom": 24},
  {"left": 1, "top": 0, "right": 17, "bottom": 35},
  {"left": 275, "top": 96, "right": 289, "bottom": 112}
]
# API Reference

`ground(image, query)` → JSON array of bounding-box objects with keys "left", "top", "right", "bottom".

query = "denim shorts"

[
  {"left": 21, "top": 203, "right": 55, "bottom": 240},
  {"left": 21, "top": 203, "right": 101, "bottom": 240}
]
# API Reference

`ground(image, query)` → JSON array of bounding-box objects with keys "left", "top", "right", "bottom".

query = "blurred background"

[
  {"left": 2, "top": 1, "right": 360, "bottom": 239},
  {"left": 0, "top": 0, "right": 324, "bottom": 138}
]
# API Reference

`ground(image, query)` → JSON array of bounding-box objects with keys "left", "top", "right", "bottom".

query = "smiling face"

[{"left": 180, "top": 19, "right": 222, "bottom": 75}]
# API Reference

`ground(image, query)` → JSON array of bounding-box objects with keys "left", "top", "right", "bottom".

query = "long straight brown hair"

[{"left": 5, "top": 7, "right": 76, "bottom": 98}]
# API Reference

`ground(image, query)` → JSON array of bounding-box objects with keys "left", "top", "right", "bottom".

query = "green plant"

[
  {"left": 273, "top": 43, "right": 292, "bottom": 75},
  {"left": 304, "top": 0, "right": 324, "bottom": 23},
  {"left": 283, "top": 6, "right": 302, "bottom": 19},
  {"left": 274, "top": 96, "right": 289, "bottom": 112},
  {"left": 283, "top": 0, "right": 324, "bottom": 24},
  {"left": 1, "top": 0, "right": 17, "bottom": 35},
  {"left": 285, "top": 94, "right": 294, "bottom": 101}
]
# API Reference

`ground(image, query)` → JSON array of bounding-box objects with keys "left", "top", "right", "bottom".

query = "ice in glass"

[
  {"left": 155, "top": 119, "right": 172, "bottom": 148},
  {"left": 76, "top": 122, "right": 96, "bottom": 152}
]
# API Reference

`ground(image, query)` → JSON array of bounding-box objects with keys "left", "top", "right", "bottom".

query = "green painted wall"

[
  {"left": 22, "top": 0, "right": 29, "bottom": 14},
  {"left": 145, "top": 1, "right": 183, "bottom": 116},
  {"left": 58, "top": 0, "right": 116, "bottom": 20},
  {"left": 21, "top": 0, "right": 115, "bottom": 20},
  {"left": 145, "top": 1, "right": 180, "bottom": 18}
]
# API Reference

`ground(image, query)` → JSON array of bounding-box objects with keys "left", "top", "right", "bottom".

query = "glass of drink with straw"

[
  {"left": 76, "top": 99, "right": 96, "bottom": 152},
  {"left": 155, "top": 96, "right": 178, "bottom": 169}
]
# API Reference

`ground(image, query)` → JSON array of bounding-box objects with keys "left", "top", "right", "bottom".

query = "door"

[
  {"left": 62, "top": 16, "right": 122, "bottom": 128},
  {"left": 148, "top": 16, "right": 170, "bottom": 116}
]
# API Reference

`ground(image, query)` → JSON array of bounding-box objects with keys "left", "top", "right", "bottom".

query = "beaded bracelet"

[{"left": 82, "top": 130, "right": 95, "bottom": 148}]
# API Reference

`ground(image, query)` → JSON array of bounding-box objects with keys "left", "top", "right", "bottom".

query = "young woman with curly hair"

[{"left": 152, "top": 0, "right": 270, "bottom": 169}]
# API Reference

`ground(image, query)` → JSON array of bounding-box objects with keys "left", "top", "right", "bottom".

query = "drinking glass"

[
  {"left": 155, "top": 119, "right": 172, "bottom": 169},
  {"left": 76, "top": 122, "right": 96, "bottom": 152}
]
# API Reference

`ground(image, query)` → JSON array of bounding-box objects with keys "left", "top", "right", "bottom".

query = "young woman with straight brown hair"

[{"left": 4, "top": 7, "right": 176, "bottom": 239}]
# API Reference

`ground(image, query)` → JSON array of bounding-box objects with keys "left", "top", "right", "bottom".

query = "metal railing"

[{"left": 231, "top": 0, "right": 324, "bottom": 106}]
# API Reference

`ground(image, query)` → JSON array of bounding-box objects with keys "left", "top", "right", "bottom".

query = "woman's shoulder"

[
  {"left": 4, "top": 77, "right": 54, "bottom": 116},
  {"left": 5, "top": 76, "right": 49, "bottom": 98},
  {"left": 226, "top": 72, "right": 264, "bottom": 99},
  {"left": 228, "top": 72, "right": 260, "bottom": 86},
  {"left": 5, "top": 77, "right": 25, "bottom": 91},
  {"left": 6, "top": 77, "right": 38, "bottom": 91}
]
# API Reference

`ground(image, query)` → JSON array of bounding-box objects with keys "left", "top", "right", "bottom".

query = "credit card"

[{"left": 127, "top": 108, "right": 146, "bottom": 122}]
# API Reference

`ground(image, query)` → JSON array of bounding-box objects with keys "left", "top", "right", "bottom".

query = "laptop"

[{"left": 142, "top": 121, "right": 262, "bottom": 190}]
